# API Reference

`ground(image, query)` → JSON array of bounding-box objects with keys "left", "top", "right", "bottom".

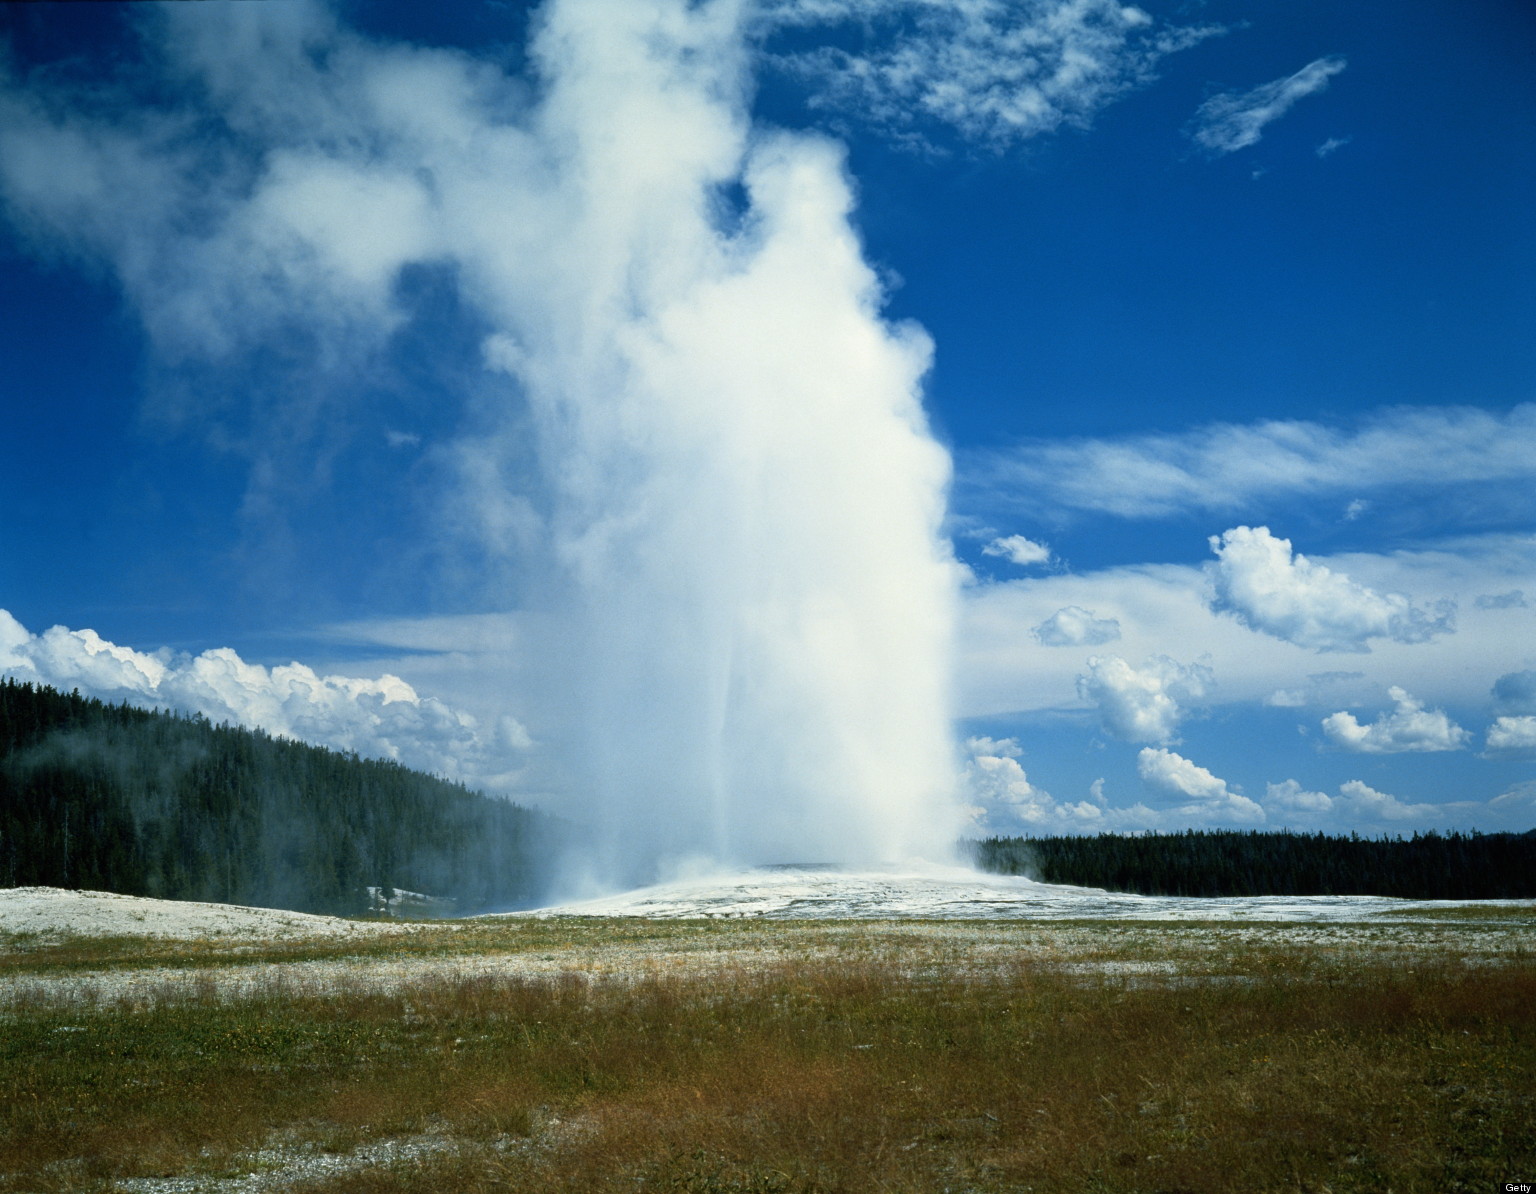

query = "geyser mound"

[{"left": 528, "top": 865, "right": 1487, "bottom": 923}]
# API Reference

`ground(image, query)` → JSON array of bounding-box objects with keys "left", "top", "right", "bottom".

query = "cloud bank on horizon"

[
  {"left": 1, "top": 0, "right": 1532, "bottom": 849},
  {"left": 0, "top": 609, "right": 531, "bottom": 790}
]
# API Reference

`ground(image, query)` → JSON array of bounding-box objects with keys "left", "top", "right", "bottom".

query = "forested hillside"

[
  {"left": 970, "top": 829, "right": 1536, "bottom": 899},
  {"left": 0, "top": 679, "right": 562, "bottom": 915}
]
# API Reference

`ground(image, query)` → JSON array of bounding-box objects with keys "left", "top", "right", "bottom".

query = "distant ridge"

[{"left": 0, "top": 679, "right": 563, "bottom": 916}]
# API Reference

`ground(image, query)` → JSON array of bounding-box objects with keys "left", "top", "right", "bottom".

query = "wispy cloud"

[
  {"left": 962, "top": 404, "right": 1536, "bottom": 521},
  {"left": 1188, "top": 56, "right": 1346, "bottom": 155},
  {"left": 1263, "top": 670, "right": 1364, "bottom": 709},
  {"left": 1476, "top": 590, "right": 1529, "bottom": 610},
  {"left": 766, "top": 0, "right": 1220, "bottom": 150}
]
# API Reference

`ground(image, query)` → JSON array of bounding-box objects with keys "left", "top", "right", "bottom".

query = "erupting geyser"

[{"left": 497, "top": 1, "right": 964, "bottom": 883}]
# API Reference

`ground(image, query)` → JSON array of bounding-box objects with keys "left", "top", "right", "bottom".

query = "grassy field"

[{"left": 2, "top": 912, "right": 1533, "bottom": 1193}]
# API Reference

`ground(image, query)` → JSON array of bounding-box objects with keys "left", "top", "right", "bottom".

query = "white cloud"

[
  {"left": 1077, "top": 654, "right": 1211, "bottom": 743},
  {"left": 1263, "top": 776, "right": 1478, "bottom": 827},
  {"left": 1316, "top": 135, "right": 1350, "bottom": 158},
  {"left": 962, "top": 735, "right": 1104, "bottom": 832},
  {"left": 0, "top": 609, "right": 530, "bottom": 789},
  {"left": 1032, "top": 605, "right": 1120, "bottom": 647},
  {"left": 1263, "top": 778, "right": 1333, "bottom": 813},
  {"left": 1492, "top": 670, "right": 1536, "bottom": 715},
  {"left": 958, "top": 534, "right": 1535, "bottom": 722},
  {"left": 1489, "top": 780, "right": 1536, "bottom": 817},
  {"left": 1136, "top": 747, "right": 1264, "bottom": 823},
  {"left": 1208, "top": 526, "right": 1454, "bottom": 653},
  {"left": 1321, "top": 686, "right": 1469, "bottom": 754},
  {"left": 1189, "top": 56, "right": 1346, "bottom": 155},
  {"left": 1484, "top": 716, "right": 1536, "bottom": 757},
  {"left": 962, "top": 404, "right": 1536, "bottom": 521},
  {"left": 983, "top": 534, "right": 1052, "bottom": 567},
  {"left": 767, "top": 0, "right": 1218, "bottom": 150},
  {"left": 1137, "top": 746, "right": 1224, "bottom": 799},
  {"left": 1333, "top": 779, "right": 1442, "bottom": 822}
]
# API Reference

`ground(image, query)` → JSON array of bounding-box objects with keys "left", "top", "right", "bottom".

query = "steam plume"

[{"left": 511, "top": 2, "right": 962, "bottom": 880}]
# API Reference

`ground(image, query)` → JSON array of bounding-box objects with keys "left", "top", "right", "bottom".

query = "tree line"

[
  {"left": 9, "top": 676, "right": 1530, "bottom": 911},
  {"left": 0, "top": 678, "right": 563, "bottom": 915},
  {"left": 968, "top": 828, "right": 1536, "bottom": 899}
]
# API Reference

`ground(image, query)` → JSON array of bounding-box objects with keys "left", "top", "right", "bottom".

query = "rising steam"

[
  {"left": 493, "top": 2, "right": 962, "bottom": 880},
  {"left": 0, "top": 0, "right": 964, "bottom": 885}
]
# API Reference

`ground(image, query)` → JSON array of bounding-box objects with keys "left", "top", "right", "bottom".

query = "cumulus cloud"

[
  {"left": 960, "top": 533, "right": 1533, "bottom": 725},
  {"left": 1136, "top": 747, "right": 1264, "bottom": 822},
  {"left": 1032, "top": 605, "right": 1120, "bottom": 647},
  {"left": 962, "top": 735, "right": 1104, "bottom": 831},
  {"left": 1333, "top": 779, "right": 1442, "bottom": 822},
  {"left": 1321, "top": 687, "right": 1469, "bottom": 754},
  {"left": 1263, "top": 779, "right": 1333, "bottom": 814},
  {"left": 1484, "top": 717, "right": 1536, "bottom": 757},
  {"left": 1077, "top": 654, "right": 1211, "bottom": 743},
  {"left": 1264, "top": 777, "right": 1462, "bottom": 824},
  {"left": 1492, "top": 670, "right": 1536, "bottom": 715},
  {"left": 767, "top": 0, "right": 1218, "bottom": 150},
  {"left": 1188, "top": 56, "right": 1346, "bottom": 155},
  {"left": 1136, "top": 746, "right": 1224, "bottom": 799},
  {"left": 0, "top": 609, "right": 529, "bottom": 788},
  {"left": 962, "top": 404, "right": 1536, "bottom": 521},
  {"left": 983, "top": 534, "right": 1052, "bottom": 567},
  {"left": 1208, "top": 526, "right": 1454, "bottom": 653}
]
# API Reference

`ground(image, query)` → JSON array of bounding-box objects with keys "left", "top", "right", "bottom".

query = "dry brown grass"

[{"left": 2, "top": 923, "right": 1533, "bottom": 1193}]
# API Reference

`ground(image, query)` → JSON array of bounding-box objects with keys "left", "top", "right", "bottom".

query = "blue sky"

[{"left": 1, "top": 0, "right": 1532, "bottom": 845}]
